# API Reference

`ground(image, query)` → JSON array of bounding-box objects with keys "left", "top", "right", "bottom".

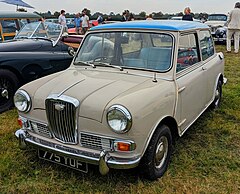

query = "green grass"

[{"left": 1, "top": 45, "right": 240, "bottom": 193}]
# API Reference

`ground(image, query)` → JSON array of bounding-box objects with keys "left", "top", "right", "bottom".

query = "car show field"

[{"left": 0, "top": 42, "right": 239, "bottom": 193}]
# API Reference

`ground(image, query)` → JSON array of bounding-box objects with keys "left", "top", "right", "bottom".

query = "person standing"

[
  {"left": 182, "top": 7, "right": 193, "bottom": 21},
  {"left": 226, "top": 2, "right": 240, "bottom": 54},
  {"left": 121, "top": 11, "right": 127, "bottom": 22},
  {"left": 97, "top": 14, "right": 103, "bottom": 24},
  {"left": 128, "top": 13, "right": 134, "bottom": 21},
  {"left": 146, "top": 14, "right": 153, "bottom": 20},
  {"left": 58, "top": 9, "right": 68, "bottom": 33},
  {"left": 81, "top": 10, "right": 90, "bottom": 35},
  {"left": 74, "top": 13, "right": 82, "bottom": 34}
]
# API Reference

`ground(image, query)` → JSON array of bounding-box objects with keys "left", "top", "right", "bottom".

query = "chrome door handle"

[{"left": 202, "top": 67, "right": 207, "bottom": 71}]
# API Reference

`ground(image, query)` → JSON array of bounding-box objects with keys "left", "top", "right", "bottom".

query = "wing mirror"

[{"left": 68, "top": 47, "right": 75, "bottom": 57}]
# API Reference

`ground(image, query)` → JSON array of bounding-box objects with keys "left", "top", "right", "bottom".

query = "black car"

[
  {"left": 0, "top": 21, "right": 82, "bottom": 113},
  {"left": 215, "top": 26, "right": 227, "bottom": 43}
]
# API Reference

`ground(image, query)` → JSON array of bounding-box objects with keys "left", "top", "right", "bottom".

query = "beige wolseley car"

[{"left": 14, "top": 20, "right": 226, "bottom": 180}]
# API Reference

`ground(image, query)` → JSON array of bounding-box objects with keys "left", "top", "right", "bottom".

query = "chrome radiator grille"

[
  {"left": 80, "top": 133, "right": 113, "bottom": 151},
  {"left": 45, "top": 95, "right": 79, "bottom": 144}
]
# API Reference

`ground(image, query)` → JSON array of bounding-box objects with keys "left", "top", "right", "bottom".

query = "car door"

[
  {"left": 175, "top": 33, "right": 207, "bottom": 134},
  {"left": 198, "top": 30, "right": 223, "bottom": 105},
  {"left": 35, "top": 41, "right": 72, "bottom": 77}
]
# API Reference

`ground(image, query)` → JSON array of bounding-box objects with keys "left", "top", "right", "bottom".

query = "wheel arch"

[
  {"left": 142, "top": 116, "right": 179, "bottom": 157},
  {"left": 0, "top": 65, "right": 23, "bottom": 85},
  {"left": 218, "top": 73, "right": 224, "bottom": 84},
  {"left": 212, "top": 73, "right": 224, "bottom": 100}
]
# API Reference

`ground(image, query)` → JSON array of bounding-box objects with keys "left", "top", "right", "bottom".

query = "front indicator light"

[
  {"left": 18, "top": 118, "right": 23, "bottom": 128},
  {"left": 114, "top": 141, "right": 136, "bottom": 152}
]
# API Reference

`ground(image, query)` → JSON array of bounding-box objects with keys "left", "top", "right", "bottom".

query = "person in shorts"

[{"left": 81, "top": 10, "right": 89, "bottom": 34}]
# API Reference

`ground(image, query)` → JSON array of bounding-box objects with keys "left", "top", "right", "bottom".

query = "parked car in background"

[
  {"left": 15, "top": 20, "right": 226, "bottom": 180},
  {"left": 205, "top": 14, "right": 227, "bottom": 37},
  {"left": 170, "top": 16, "right": 202, "bottom": 22},
  {"left": 46, "top": 18, "right": 78, "bottom": 30},
  {"left": 214, "top": 26, "right": 228, "bottom": 43},
  {"left": 0, "top": 11, "right": 41, "bottom": 41},
  {"left": 45, "top": 18, "right": 58, "bottom": 24},
  {"left": 0, "top": 21, "right": 83, "bottom": 113},
  {"left": 68, "top": 20, "right": 99, "bottom": 34}
]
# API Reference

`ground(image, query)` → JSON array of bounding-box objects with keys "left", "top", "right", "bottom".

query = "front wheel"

[
  {"left": 140, "top": 124, "right": 172, "bottom": 180},
  {"left": 0, "top": 69, "right": 20, "bottom": 113}
]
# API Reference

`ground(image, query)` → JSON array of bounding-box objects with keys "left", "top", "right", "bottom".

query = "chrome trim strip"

[
  {"left": 15, "top": 129, "right": 141, "bottom": 170},
  {"left": 223, "top": 77, "right": 227, "bottom": 85},
  {"left": 178, "top": 86, "right": 186, "bottom": 93},
  {"left": 57, "top": 79, "right": 85, "bottom": 97},
  {"left": 178, "top": 119, "right": 186, "bottom": 127}
]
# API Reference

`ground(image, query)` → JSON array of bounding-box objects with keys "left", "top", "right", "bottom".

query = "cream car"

[
  {"left": 15, "top": 20, "right": 226, "bottom": 180},
  {"left": 204, "top": 14, "right": 228, "bottom": 37}
]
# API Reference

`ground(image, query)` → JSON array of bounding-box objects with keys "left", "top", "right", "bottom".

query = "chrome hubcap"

[
  {"left": 155, "top": 136, "right": 168, "bottom": 169},
  {"left": 1, "top": 89, "right": 9, "bottom": 99}
]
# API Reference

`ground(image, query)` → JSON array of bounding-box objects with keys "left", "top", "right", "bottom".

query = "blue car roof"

[{"left": 91, "top": 20, "right": 209, "bottom": 31}]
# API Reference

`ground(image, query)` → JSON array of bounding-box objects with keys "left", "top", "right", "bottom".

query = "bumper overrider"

[{"left": 15, "top": 129, "right": 141, "bottom": 175}]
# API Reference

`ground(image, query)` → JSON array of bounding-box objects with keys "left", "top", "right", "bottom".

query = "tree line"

[{"left": 35, "top": 9, "right": 209, "bottom": 21}]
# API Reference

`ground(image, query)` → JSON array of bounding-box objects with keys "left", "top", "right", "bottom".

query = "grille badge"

[{"left": 54, "top": 103, "right": 65, "bottom": 111}]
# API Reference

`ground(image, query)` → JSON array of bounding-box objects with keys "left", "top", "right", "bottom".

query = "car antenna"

[{"left": 152, "top": 72, "right": 158, "bottom": 83}]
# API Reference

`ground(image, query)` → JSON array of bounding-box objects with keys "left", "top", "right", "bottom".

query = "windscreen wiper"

[
  {"left": 73, "top": 61, "right": 96, "bottom": 68},
  {"left": 93, "top": 62, "right": 123, "bottom": 71}
]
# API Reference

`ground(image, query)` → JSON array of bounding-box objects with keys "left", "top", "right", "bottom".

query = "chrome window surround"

[{"left": 107, "top": 104, "right": 132, "bottom": 134}]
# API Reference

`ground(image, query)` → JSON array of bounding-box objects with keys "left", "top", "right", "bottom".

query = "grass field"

[{"left": 0, "top": 45, "right": 240, "bottom": 193}]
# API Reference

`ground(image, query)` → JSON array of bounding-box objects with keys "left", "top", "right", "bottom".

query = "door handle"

[{"left": 202, "top": 66, "right": 207, "bottom": 71}]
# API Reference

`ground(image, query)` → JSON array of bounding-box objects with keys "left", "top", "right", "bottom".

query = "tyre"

[
  {"left": 140, "top": 124, "right": 172, "bottom": 180},
  {"left": 0, "top": 69, "right": 20, "bottom": 113},
  {"left": 210, "top": 80, "right": 222, "bottom": 109}
]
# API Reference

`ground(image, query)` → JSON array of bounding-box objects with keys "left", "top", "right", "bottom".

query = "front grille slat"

[
  {"left": 29, "top": 121, "right": 51, "bottom": 138},
  {"left": 45, "top": 96, "right": 79, "bottom": 144},
  {"left": 80, "top": 133, "right": 113, "bottom": 151}
]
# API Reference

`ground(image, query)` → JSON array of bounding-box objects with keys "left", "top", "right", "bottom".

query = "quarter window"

[
  {"left": 177, "top": 33, "right": 199, "bottom": 72},
  {"left": 1, "top": 20, "right": 18, "bottom": 33},
  {"left": 199, "top": 31, "right": 214, "bottom": 61}
]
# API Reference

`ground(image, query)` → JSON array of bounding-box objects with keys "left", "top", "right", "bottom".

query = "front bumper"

[
  {"left": 213, "top": 37, "right": 226, "bottom": 42},
  {"left": 15, "top": 129, "right": 141, "bottom": 175}
]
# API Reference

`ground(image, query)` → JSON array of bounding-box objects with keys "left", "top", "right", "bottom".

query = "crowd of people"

[
  {"left": 58, "top": 2, "right": 240, "bottom": 53},
  {"left": 58, "top": 8, "right": 94, "bottom": 35}
]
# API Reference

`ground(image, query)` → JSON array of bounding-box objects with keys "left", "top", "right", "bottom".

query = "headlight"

[
  {"left": 14, "top": 90, "right": 31, "bottom": 112},
  {"left": 107, "top": 105, "right": 132, "bottom": 133}
]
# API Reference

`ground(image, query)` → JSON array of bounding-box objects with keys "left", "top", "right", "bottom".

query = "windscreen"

[
  {"left": 15, "top": 21, "right": 62, "bottom": 41},
  {"left": 75, "top": 32, "right": 173, "bottom": 72}
]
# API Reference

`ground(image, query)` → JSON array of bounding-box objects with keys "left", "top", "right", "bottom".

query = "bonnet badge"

[{"left": 54, "top": 103, "right": 65, "bottom": 111}]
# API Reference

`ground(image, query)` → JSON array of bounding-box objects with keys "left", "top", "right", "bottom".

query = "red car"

[{"left": 68, "top": 20, "right": 98, "bottom": 34}]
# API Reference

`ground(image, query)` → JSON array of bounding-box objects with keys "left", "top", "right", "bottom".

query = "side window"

[
  {"left": 121, "top": 32, "right": 141, "bottom": 54},
  {"left": 151, "top": 34, "right": 173, "bottom": 47},
  {"left": 1, "top": 20, "right": 18, "bottom": 33},
  {"left": 177, "top": 33, "right": 199, "bottom": 72},
  {"left": 199, "top": 30, "right": 214, "bottom": 61}
]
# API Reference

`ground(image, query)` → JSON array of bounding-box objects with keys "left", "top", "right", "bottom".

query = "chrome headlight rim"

[
  {"left": 14, "top": 89, "right": 31, "bottom": 113},
  {"left": 107, "top": 104, "right": 132, "bottom": 134}
]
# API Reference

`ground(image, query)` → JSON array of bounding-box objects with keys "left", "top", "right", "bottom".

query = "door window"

[
  {"left": 177, "top": 33, "right": 200, "bottom": 72},
  {"left": 199, "top": 30, "right": 214, "bottom": 61}
]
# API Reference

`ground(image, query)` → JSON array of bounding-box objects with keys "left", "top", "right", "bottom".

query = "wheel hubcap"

[
  {"left": 1, "top": 89, "right": 9, "bottom": 99},
  {"left": 155, "top": 136, "right": 168, "bottom": 169},
  {"left": 0, "top": 77, "right": 13, "bottom": 107}
]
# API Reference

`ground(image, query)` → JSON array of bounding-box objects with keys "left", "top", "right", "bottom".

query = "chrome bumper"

[
  {"left": 223, "top": 77, "right": 227, "bottom": 85},
  {"left": 15, "top": 129, "right": 141, "bottom": 175}
]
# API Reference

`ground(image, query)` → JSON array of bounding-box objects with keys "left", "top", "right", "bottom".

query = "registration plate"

[{"left": 38, "top": 149, "right": 88, "bottom": 173}]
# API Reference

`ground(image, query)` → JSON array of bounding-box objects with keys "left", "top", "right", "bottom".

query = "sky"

[{"left": 0, "top": 0, "right": 237, "bottom": 15}]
